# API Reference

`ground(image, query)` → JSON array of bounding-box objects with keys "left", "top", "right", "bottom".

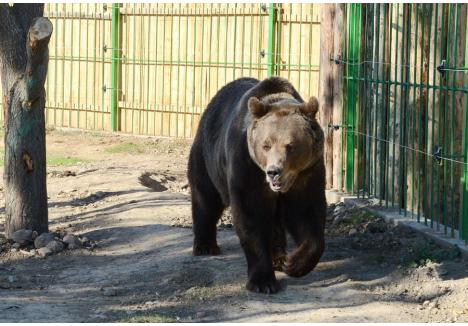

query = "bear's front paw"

[
  {"left": 284, "top": 240, "right": 324, "bottom": 277},
  {"left": 193, "top": 243, "right": 221, "bottom": 256},
  {"left": 246, "top": 276, "right": 281, "bottom": 294},
  {"left": 284, "top": 256, "right": 312, "bottom": 278}
]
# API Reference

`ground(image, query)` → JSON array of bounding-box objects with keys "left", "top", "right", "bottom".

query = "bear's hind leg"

[{"left": 188, "top": 153, "right": 224, "bottom": 256}]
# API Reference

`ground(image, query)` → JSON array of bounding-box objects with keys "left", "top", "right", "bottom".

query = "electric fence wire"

[
  {"left": 347, "top": 128, "right": 468, "bottom": 166},
  {"left": 332, "top": 57, "right": 468, "bottom": 73}
]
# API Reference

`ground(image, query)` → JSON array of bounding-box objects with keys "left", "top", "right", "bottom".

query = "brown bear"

[{"left": 187, "top": 77, "right": 326, "bottom": 294}]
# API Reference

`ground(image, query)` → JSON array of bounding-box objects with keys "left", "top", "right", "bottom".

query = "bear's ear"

[
  {"left": 248, "top": 97, "right": 269, "bottom": 119},
  {"left": 300, "top": 96, "right": 319, "bottom": 119}
]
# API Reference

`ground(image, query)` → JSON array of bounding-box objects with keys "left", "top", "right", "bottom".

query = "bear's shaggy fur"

[{"left": 187, "top": 77, "right": 326, "bottom": 294}]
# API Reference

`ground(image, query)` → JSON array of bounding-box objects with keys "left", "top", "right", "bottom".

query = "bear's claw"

[
  {"left": 272, "top": 254, "right": 286, "bottom": 271},
  {"left": 284, "top": 251, "right": 315, "bottom": 277},
  {"left": 284, "top": 260, "right": 311, "bottom": 277},
  {"left": 246, "top": 278, "right": 281, "bottom": 294},
  {"left": 192, "top": 243, "right": 221, "bottom": 256}
]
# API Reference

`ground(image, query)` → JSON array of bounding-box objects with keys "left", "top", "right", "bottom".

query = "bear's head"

[{"left": 246, "top": 95, "right": 324, "bottom": 193}]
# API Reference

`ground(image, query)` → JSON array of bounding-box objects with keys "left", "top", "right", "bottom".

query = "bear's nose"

[{"left": 267, "top": 166, "right": 282, "bottom": 179}]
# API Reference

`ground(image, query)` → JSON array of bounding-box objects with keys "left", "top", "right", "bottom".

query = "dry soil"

[{"left": 0, "top": 128, "right": 467, "bottom": 323}]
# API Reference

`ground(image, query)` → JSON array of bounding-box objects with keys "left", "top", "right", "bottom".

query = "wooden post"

[
  {"left": 417, "top": 4, "right": 432, "bottom": 217},
  {"left": 452, "top": 4, "right": 467, "bottom": 222},
  {"left": 319, "top": 4, "right": 335, "bottom": 190},
  {"left": 332, "top": 3, "right": 345, "bottom": 191},
  {"left": 0, "top": 4, "right": 53, "bottom": 238}
]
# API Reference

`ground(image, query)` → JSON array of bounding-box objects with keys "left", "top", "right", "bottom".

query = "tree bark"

[
  {"left": 332, "top": 4, "right": 345, "bottom": 191},
  {"left": 0, "top": 4, "right": 53, "bottom": 238},
  {"left": 319, "top": 4, "right": 335, "bottom": 190}
]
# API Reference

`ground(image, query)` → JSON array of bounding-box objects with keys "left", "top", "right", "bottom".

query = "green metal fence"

[
  {"left": 340, "top": 3, "right": 468, "bottom": 242},
  {"left": 0, "top": 4, "right": 319, "bottom": 137}
]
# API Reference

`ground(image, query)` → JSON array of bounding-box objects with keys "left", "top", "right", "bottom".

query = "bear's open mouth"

[
  {"left": 271, "top": 180, "right": 282, "bottom": 192},
  {"left": 267, "top": 173, "right": 296, "bottom": 193}
]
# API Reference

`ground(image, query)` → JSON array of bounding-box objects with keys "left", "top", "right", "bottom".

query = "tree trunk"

[
  {"left": 0, "top": 4, "right": 53, "bottom": 238},
  {"left": 319, "top": 4, "right": 335, "bottom": 190},
  {"left": 332, "top": 3, "right": 345, "bottom": 191}
]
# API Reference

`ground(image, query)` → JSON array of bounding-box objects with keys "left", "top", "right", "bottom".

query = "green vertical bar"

[
  {"left": 267, "top": 3, "right": 276, "bottom": 77},
  {"left": 345, "top": 4, "right": 361, "bottom": 192},
  {"left": 460, "top": 7, "right": 468, "bottom": 241},
  {"left": 110, "top": 3, "right": 121, "bottom": 131}
]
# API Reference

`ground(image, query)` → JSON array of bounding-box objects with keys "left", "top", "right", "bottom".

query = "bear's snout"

[{"left": 266, "top": 166, "right": 282, "bottom": 179}]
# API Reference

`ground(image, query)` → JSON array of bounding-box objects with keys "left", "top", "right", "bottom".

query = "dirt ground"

[{"left": 0, "top": 128, "right": 468, "bottom": 323}]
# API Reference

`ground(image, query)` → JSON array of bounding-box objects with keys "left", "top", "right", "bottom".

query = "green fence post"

[
  {"left": 460, "top": 9, "right": 468, "bottom": 242},
  {"left": 110, "top": 3, "right": 121, "bottom": 131},
  {"left": 345, "top": 4, "right": 362, "bottom": 192},
  {"left": 267, "top": 3, "right": 276, "bottom": 77}
]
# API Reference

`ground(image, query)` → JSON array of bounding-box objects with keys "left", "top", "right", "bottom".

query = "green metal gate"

[{"left": 341, "top": 3, "right": 468, "bottom": 242}]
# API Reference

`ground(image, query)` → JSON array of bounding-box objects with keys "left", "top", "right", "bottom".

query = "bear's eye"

[
  {"left": 285, "top": 144, "right": 294, "bottom": 152},
  {"left": 263, "top": 144, "right": 271, "bottom": 151}
]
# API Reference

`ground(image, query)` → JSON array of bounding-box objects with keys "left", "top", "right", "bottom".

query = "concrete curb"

[{"left": 325, "top": 190, "right": 468, "bottom": 259}]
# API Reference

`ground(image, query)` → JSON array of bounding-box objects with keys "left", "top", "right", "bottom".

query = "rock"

[
  {"left": 11, "top": 229, "right": 34, "bottom": 245},
  {"left": 12, "top": 243, "right": 21, "bottom": 249},
  {"left": 333, "top": 205, "right": 345, "bottom": 217},
  {"left": 63, "top": 234, "right": 82, "bottom": 248},
  {"left": 365, "top": 219, "right": 386, "bottom": 233},
  {"left": 367, "top": 198, "right": 380, "bottom": 206},
  {"left": 68, "top": 243, "right": 79, "bottom": 250},
  {"left": 34, "top": 233, "right": 57, "bottom": 249},
  {"left": 7, "top": 275, "right": 17, "bottom": 283},
  {"left": 37, "top": 247, "right": 53, "bottom": 257},
  {"left": 195, "top": 311, "right": 207, "bottom": 319},
  {"left": 46, "top": 240, "right": 65, "bottom": 253},
  {"left": 0, "top": 235, "right": 8, "bottom": 245},
  {"left": 102, "top": 287, "right": 117, "bottom": 296},
  {"left": 349, "top": 228, "right": 358, "bottom": 236}
]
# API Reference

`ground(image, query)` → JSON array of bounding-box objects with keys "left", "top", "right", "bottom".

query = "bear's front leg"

[{"left": 230, "top": 193, "right": 281, "bottom": 294}]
